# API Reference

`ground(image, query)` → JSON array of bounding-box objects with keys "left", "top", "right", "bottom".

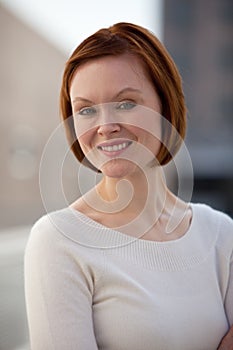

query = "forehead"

[{"left": 69, "top": 54, "right": 150, "bottom": 100}]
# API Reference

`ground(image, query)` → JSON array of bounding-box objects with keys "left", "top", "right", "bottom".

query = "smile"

[{"left": 99, "top": 142, "right": 132, "bottom": 152}]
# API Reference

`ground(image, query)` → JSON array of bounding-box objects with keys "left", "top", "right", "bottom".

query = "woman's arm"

[
  {"left": 217, "top": 325, "right": 233, "bottom": 350},
  {"left": 225, "top": 253, "right": 233, "bottom": 326},
  {"left": 24, "top": 217, "right": 99, "bottom": 350},
  {"left": 218, "top": 244, "right": 233, "bottom": 349}
]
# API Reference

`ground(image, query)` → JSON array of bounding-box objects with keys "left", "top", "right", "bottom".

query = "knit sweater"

[{"left": 24, "top": 203, "right": 233, "bottom": 350}]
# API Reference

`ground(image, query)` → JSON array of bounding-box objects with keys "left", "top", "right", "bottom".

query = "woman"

[{"left": 25, "top": 22, "right": 233, "bottom": 349}]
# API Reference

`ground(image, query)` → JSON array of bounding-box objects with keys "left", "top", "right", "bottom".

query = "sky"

[{"left": 0, "top": 0, "right": 163, "bottom": 55}]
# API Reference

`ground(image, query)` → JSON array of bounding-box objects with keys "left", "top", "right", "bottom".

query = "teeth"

[{"left": 100, "top": 142, "right": 130, "bottom": 152}]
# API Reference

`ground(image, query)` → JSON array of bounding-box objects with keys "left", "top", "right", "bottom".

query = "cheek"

[
  {"left": 73, "top": 114, "right": 98, "bottom": 140},
  {"left": 77, "top": 132, "right": 99, "bottom": 168},
  {"left": 73, "top": 117, "right": 95, "bottom": 150},
  {"left": 77, "top": 132, "right": 93, "bottom": 154},
  {"left": 126, "top": 125, "right": 161, "bottom": 161},
  {"left": 147, "top": 134, "right": 161, "bottom": 155},
  {"left": 123, "top": 109, "right": 162, "bottom": 142},
  {"left": 126, "top": 124, "right": 161, "bottom": 146}
]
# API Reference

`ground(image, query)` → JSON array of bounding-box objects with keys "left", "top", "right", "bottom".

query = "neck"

[
  {"left": 80, "top": 166, "right": 190, "bottom": 238},
  {"left": 95, "top": 166, "right": 169, "bottom": 219}
]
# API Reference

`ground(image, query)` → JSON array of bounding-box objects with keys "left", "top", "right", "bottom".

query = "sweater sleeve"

[
  {"left": 24, "top": 215, "right": 100, "bottom": 350},
  {"left": 225, "top": 252, "right": 233, "bottom": 326},
  {"left": 222, "top": 213, "right": 233, "bottom": 327}
]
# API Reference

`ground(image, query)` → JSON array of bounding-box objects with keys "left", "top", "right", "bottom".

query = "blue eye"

[
  {"left": 116, "top": 101, "right": 136, "bottom": 110},
  {"left": 78, "top": 106, "right": 97, "bottom": 117}
]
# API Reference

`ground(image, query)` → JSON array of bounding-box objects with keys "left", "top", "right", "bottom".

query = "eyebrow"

[
  {"left": 72, "top": 97, "right": 93, "bottom": 104},
  {"left": 114, "top": 87, "right": 142, "bottom": 99},
  {"left": 71, "top": 87, "right": 142, "bottom": 104}
]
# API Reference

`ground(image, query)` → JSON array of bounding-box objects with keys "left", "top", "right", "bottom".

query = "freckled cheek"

[
  {"left": 73, "top": 114, "right": 100, "bottom": 139},
  {"left": 73, "top": 119, "right": 95, "bottom": 148},
  {"left": 123, "top": 110, "right": 162, "bottom": 141},
  {"left": 126, "top": 124, "right": 161, "bottom": 145},
  {"left": 125, "top": 124, "right": 161, "bottom": 160},
  {"left": 148, "top": 135, "right": 161, "bottom": 156},
  {"left": 77, "top": 131, "right": 95, "bottom": 154}
]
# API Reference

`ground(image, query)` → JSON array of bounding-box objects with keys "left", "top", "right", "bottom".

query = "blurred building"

[
  {"left": 0, "top": 5, "right": 79, "bottom": 348},
  {"left": 0, "top": 4, "right": 80, "bottom": 229},
  {"left": 163, "top": 0, "right": 233, "bottom": 216}
]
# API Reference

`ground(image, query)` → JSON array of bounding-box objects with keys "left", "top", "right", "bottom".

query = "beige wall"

[{"left": 0, "top": 5, "right": 80, "bottom": 228}]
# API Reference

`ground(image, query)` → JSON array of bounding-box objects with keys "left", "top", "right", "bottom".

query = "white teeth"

[{"left": 100, "top": 142, "right": 130, "bottom": 152}]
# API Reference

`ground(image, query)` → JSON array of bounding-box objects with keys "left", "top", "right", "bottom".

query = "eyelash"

[
  {"left": 78, "top": 106, "right": 97, "bottom": 116},
  {"left": 76, "top": 101, "right": 137, "bottom": 117},
  {"left": 116, "top": 101, "right": 136, "bottom": 110}
]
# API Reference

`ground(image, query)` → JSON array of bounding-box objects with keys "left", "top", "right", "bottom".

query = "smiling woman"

[
  {"left": 69, "top": 53, "right": 162, "bottom": 177},
  {"left": 61, "top": 23, "right": 186, "bottom": 170},
  {"left": 24, "top": 22, "right": 233, "bottom": 350}
]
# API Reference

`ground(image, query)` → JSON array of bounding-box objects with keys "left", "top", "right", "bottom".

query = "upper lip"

[{"left": 97, "top": 139, "right": 133, "bottom": 148}]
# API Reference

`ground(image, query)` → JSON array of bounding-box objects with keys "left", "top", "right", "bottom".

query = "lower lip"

[{"left": 98, "top": 143, "right": 132, "bottom": 157}]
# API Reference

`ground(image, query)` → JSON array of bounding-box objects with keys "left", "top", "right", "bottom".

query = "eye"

[
  {"left": 77, "top": 106, "right": 97, "bottom": 117},
  {"left": 116, "top": 101, "right": 136, "bottom": 110}
]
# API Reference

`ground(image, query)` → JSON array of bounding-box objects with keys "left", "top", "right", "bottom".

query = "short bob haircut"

[{"left": 60, "top": 22, "right": 186, "bottom": 171}]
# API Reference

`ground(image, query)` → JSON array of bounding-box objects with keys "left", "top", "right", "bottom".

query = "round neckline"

[
  {"left": 66, "top": 202, "right": 196, "bottom": 247},
  {"left": 51, "top": 203, "right": 217, "bottom": 270}
]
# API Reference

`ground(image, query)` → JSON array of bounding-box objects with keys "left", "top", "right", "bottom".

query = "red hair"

[{"left": 60, "top": 22, "right": 186, "bottom": 170}]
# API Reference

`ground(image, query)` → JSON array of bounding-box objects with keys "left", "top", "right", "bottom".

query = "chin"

[{"left": 100, "top": 159, "right": 138, "bottom": 179}]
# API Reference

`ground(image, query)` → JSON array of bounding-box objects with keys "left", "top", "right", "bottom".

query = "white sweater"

[{"left": 24, "top": 203, "right": 233, "bottom": 350}]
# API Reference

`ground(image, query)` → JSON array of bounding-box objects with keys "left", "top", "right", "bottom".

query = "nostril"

[{"left": 97, "top": 123, "right": 121, "bottom": 135}]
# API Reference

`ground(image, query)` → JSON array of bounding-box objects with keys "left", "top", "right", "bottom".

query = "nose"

[
  {"left": 97, "top": 106, "right": 121, "bottom": 136},
  {"left": 97, "top": 122, "right": 121, "bottom": 136}
]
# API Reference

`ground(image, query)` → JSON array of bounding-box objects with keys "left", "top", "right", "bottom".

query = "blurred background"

[{"left": 0, "top": 0, "right": 232, "bottom": 349}]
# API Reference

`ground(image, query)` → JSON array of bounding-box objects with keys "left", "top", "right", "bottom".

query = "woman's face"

[{"left": 70, "top": 53, "right": 162, "bottom": 178}]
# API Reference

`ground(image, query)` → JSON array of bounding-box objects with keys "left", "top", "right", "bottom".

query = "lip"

[
  {"left": 97, "top": 139, "right": 133, "bottom": 157},
  {"left": 97, "top": 139, "right": 133, "bottom": 147}
]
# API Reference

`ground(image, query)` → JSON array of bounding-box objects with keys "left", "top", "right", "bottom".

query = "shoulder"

[
  {"left": 27, "top": 208, "right": 70, "bottom": 245},
  {"left": 25, "top": 207, "right": 91, "bottom": 260},
  {"left": 191, "top": 202, "right": 233, "bottom": 257},
  {"left": 28, "top": 206, "right": 92, "bottom": 241},
  {"left": 191, "top": 203, "right": 233, "bottom": 231},
  {"left": 24, "top": 208, "right": 70, "bottom": 261},
  {"left": 24, "top": 209, "right": 106, "bottom": 309},
  {"left": 25, "top": 206, "right": 107, "bottom": 259}
]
